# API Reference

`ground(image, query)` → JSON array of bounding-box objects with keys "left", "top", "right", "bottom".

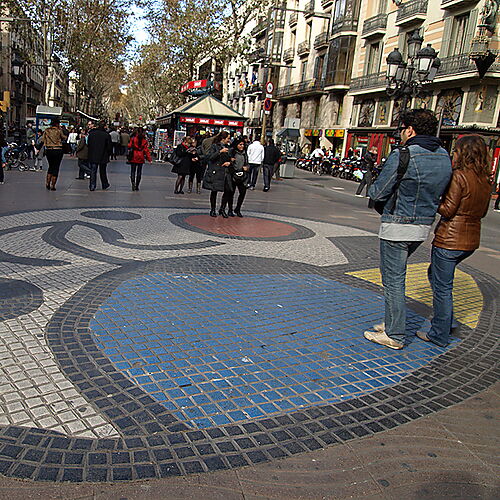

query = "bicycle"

[{"left": 5, "top": 157, "right": 37, "bottom": 171}]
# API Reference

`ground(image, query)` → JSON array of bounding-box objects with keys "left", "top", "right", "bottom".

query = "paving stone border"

[
  {"left": 169, "top": 213, "right": 316, "bottom": 241},
  {"left": 0, "top": 251, "right": 497, "bottom": 482}
]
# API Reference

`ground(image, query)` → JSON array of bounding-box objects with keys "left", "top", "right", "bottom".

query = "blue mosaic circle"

[{"left": 90, "top": 274, "right": 455, "bottom": 429}]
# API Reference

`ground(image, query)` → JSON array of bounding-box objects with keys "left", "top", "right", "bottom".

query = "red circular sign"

[{"left": 263, "top": 98, "right": 273, "bottom": 111}]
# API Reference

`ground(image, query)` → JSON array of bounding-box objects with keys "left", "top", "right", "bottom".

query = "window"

[
  {"left": 306, "top": 22, "right": 312, "bottom": 43},
  {"left": 450, "top": 14, "right": 469, "bottom": 55},
  {"left": 301, "top": 61, "right": 308, "bottom": 81},
  {"left": 290, "top": 30, "right": 296, "bottom": 50},
  {"left": 377, "top": 0, "right": 387, "bottom": 14},
  {"left": 325, "top": 36, "right": 356, "bottom": 86},
  {"left": 365, "top": 42, "right": 381, "bottom": 75},
  {"left": 285, "top": 66, "right": 292, "bottom": 87},
  {"left": 314, "top": 55, "right": 325, "bottom": 79}
]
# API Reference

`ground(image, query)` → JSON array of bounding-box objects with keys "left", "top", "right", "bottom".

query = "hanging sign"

[{"left": 179, "top": 116, "right": 244, "bottom": 127}]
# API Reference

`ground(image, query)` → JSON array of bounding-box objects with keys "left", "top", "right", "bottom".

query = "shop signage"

[
  {"left": 180, "top": 79, "right": 221, "bottom": 94},
  {"left": 357, "top": 136, "right": 369, "bottom": 144},
  {"left": 179, "top": 116, "right": 244, "bottom": 127},
  {"left": 325, "top": 129, "right": 345, "bottom": 138},
  {"left": 304, "top": 129, "right": 322, "bottom": 137}
]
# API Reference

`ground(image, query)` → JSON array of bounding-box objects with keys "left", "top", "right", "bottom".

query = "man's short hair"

[{"left": 400, "top": 109, "right": 438, "bottom": 136}]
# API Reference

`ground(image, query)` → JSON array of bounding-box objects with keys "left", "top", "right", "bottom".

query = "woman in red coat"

[{"left": 128, "top": 127, "right": 152, "bottom": 191}]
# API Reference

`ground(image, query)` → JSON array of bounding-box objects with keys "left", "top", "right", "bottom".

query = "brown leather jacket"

[{"left": 432, "top": 169, "right": 491, "bottom": 251}]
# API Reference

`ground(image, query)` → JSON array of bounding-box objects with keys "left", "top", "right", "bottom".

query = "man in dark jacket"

[
  {"left": 355, "top": 146, "right": 377, "bottom": 197},
  {"left": 87, "top": 121, "right": 112, "bottom": 191},
  {"left": 262, "top": 139, "right": 281, "bottom": 192}
]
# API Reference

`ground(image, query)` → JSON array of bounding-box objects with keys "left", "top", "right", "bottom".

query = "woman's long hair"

[
  {"left": 214, "top": 130, "right": 230, "bottom": 143},
  {"left": 135, "top": 127, "right": 146, "bottom": 147},
  {"left": 453, "top": 135, "right": 491, "bottom": 178}
]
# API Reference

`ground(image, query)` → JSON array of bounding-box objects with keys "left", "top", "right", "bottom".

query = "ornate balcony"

[
  {"left": 314, "top": 32, "right": 329, "bottom": 50},
  {"left": 251, "top": 19, "right": 267, "bottom": 38},
  {"left": 283, "top": 48, "right": 295, "bottom": 62},
  {"left": 321, "top": 0, "right": 333, "bottom": 7},
  {"left": 438, "top": 53, "right": 500, "bottom": 77},
  {"left": 362, "top": 13, "right": 388, "bottom": 39},
  {"left": 289, "top": 12, "right": 298, "bottom": 27},
  {"left": 330, "top": 16, "right": 359, "bottom": 37},
  {"left": 276, "top": 79, "right": 326, "bottom": 99},
  {"left": 349, "top": 72, "right": 386, "bottom": 92},
  {"left": 244, "top": 83, "right": 263, "bottom": 96},
  {"left": 297, "top": 41, "right": 311, "bottom": 57},
  {"left": 305, "top": 1, "right": 315, "bottom": 18},
  {"left": 395, "top": 0, "right": 428, "bottom": 27}
]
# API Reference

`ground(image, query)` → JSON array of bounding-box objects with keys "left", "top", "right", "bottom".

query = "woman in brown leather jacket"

[{"left": 417, "top": 135, "right": 492, "bottom": 347}]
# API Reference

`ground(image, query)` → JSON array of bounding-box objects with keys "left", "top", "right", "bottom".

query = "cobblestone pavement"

[{"left": 0, "top": 160, "right": 498, "bottom": 498}]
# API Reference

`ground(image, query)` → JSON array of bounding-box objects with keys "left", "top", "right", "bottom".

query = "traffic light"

[{"left": 0, "top": 91, "right": 10, "bottom": 112}]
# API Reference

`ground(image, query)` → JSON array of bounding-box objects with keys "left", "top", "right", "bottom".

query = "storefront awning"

[{"left": 277, "top": 128, "right": 300, "bottom": 138}]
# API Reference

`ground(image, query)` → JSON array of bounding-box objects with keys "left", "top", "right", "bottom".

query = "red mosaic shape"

[{"left": 185, "top": 215, "right": 298, "bottom": 238}]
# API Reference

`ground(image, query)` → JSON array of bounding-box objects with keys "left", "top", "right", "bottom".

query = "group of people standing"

[{"left": 170, "top": 132, "right": 282, "bottom": 218}]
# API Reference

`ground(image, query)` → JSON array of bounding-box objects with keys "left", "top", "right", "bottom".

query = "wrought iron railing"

[
  {"left": 283, "top": 48, "right": 295, "bottom": 61},
  {"left": 439, "top": 52, "right": 500, "bottom": 76},
  {"left": 362, "top": 13, "right": 388, "bottom": 36},
  {"left": 251, "top": 19, "right": 267, "bottom": 37},
  {"left": 297, "top": 41, "right": 311, "bottom": 56},
  {"left": 305, "top": 0, "right": 315, "bottom": 17},
  {"left": 276, "top": 79, "right": 325, "bottom": 98},
  {"left": 289, "top": 12, "right": 298, "bottom": 26},
  {"left": 314, "top": 32, "right": 329, "bottom": 50},
  {"left": 321, "top": 0, "right": 333, "bottom": 7},
  {"left": 396, "top": 0, "right": 428, "bottom": 24},
  {"left": 349, "top": 72, "right": 386, "bottom": 91},
  {"left": 331, "top": 16, "right": 359, "bottom": 36}
]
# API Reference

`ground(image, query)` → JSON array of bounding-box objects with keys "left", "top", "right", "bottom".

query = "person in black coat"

[
  {"left": 355, "top": 146, "right": 377, "bottom": 197},
  {"left": 87, "top": 121, "right": 112, "bottom": 191},
  {"left": 202, "top": 131, "right": 232, "bottom": 217},
  {"left": 262, "top": 138, "right": 281, "bottom": 192},
  {"left": 172, "top": 136, "right": 197, "bottom": 194}
]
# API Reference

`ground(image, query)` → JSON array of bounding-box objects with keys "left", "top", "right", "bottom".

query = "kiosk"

[{"left": 35, "top": 105, "right": 63, "bottom": 134}]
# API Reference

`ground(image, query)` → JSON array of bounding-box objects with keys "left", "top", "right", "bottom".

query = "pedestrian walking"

[
  {"left": 247, "top": 138, "right": 264, "bottom": 190},
  {"left": 202, "top": 131, "right": 232, "bottom": 217},
  {"left": 67, "top": 128, "right": 78, "bottom": 156},
  {"left": 355, "top": 147, "right": 377, "bottom": 197},
  {"left": 262, "top": 138, "right": 281, "bottom": 192},
  {"left": 417, "top": 135, "right": 492, "bottom": 347},
  {"left": 109, "top": 127, "right": 120, "bottom": 160},
  {"left": 223, "top": 136, "right": 249, "bottom": 217},
  {"left": 363, "top": 109, "right": 452, "bottom": 350},
  {"left": 172, "top": 136, "right": 196, "bottom": 194},
  {"left": 42, "top": 118, "right": 67, "bottom": 191},
  {"left": 0, "top": 132, "right": 7, "bottom": 184},
  {"left": 188, "top": 139, "right": 205, "bottom": 194},
  {"left": 33, "top": 130, "right": 44, "bottom": 170},
  {"left": 120, "top": 129, "right": 130, "bottom": 156},
  {"left": 128, "top": 127, "right": 151, "bottom": 191},
  {"left": 26, "top": 122, "right": 35, "bottom": 159},
  {"left": 87, "top": 120, "right": 112, "bottom": 191},
  {"left": 75, "top": 129, "right": 90, "bottom": 179}
]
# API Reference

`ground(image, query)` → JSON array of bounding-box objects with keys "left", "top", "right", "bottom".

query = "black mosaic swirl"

[
  {"left": 0, "top": 279, "right": 44, "bottom": 321},
  {"left": 0, "top": 253, "right": 497, "bottom": 482},
  {"left": 81, "top": 210, "right": 142, "bottom": 221},
  {"left": 169, "top": 212, "right": 316, "bottom": 241}
]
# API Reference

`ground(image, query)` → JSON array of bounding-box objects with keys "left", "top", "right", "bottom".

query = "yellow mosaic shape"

[{"left": 347, "top": 263, "right": 482, "bottom": 329}]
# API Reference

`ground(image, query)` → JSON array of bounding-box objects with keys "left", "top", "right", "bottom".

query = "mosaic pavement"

[{"left": 0, "top": 207, "right": 498, "bottom": 482}]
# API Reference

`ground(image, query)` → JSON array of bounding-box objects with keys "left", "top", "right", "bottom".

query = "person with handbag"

[
  {"left": 75, "top": 129, "right": 90, "bottom": 179},
  {"left": 172, "top": 136, "right": 196, "bottom": 194},
  {"left": 220, "top": 137, "right": 249, "bottom": 217},
  {"left": 127, "top": 127, "right": 151, "bottom": 191},
  {"left": 202, "top": 131, "right": 232, "bottom": 217},
  {"left": 417, "top": 135, "right": 492, "bottom": 347},
  {"left": 41, "top": 118, "right": 67, "bottom": 191}
]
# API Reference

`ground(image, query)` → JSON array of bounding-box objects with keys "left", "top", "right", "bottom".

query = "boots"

[
  {"left": 187, "top": 181, "right": 193, "bottom": 193},
  {"left": 196, "top": 182, "right": 201, "bottom": 194}
]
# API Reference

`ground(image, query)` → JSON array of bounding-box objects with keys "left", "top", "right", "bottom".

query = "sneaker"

[
  {"left": 355, "top": 194, "right": 363, "bottom": 197},
  {"left": 364, "top": 330, "right": 404, "bottom": 350},
  {"left": 494, "top": 209, "right": 500, "bottom": 212},
  {"left": 263, "top": 187, "right": 269, "bottom": 192},
  {"left": 373, "top": 323, "right": 385, "bottom": 332}
]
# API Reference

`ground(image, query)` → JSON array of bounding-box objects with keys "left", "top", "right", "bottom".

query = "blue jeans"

[
  {"left": 89, "top": 162, "right": 109, "bottom": 191},
  {"left": 380, "top": 239, "right": 422, "bottom": 343},
  {"left": 248, "top": 163, "right": 260, "bottom": 187},
  {"left": 427, "top": 246, "right": 474, "bottom": 346}
]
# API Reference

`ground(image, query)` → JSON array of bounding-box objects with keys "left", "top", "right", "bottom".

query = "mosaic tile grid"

[{"left": 90, "top": 273, "right": 453, "bottom": 429}]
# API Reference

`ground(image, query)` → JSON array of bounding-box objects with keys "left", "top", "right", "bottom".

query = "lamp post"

[{"left": 385, "top": 29, "right": 440, "bottom": 143}]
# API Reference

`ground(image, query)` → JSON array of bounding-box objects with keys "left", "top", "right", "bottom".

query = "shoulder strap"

[{"left": 388, "top": 146, "right": 410, "bottom": 214}]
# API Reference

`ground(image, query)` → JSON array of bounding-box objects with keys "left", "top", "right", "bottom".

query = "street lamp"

[
  {"left": 11, "top": 53, "right": 24, "bottom": 77},
  {"left": 385, "top": 29, "right": 439, "bottom": 142}
]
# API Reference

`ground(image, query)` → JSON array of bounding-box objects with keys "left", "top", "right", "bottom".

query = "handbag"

[
  {"left": 126, "top": 148, "right": 134, "bottom": 163},
  {"left": 232, "top": 170, "right": 249, "bottom": 185},
  {"left": 167, "top": 150, "right": 182, "bottom": 166},
  {"left": 368, "top": 146, "right": 410, "bottom": 215}
]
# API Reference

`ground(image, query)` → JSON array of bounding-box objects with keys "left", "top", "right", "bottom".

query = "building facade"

[{"left": 222, "top": 0, "right": 500, "bottom": 165}]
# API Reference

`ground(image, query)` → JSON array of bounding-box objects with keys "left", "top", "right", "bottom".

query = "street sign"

[
  {"left": 265, "top": 110, "right": 271, "bottom": 115},
  {"left": 263, "top": 98, "right": 273, "bottom": 111},
  {"left": 265, "top": 81, "right": 274, "bottom": 94}
]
